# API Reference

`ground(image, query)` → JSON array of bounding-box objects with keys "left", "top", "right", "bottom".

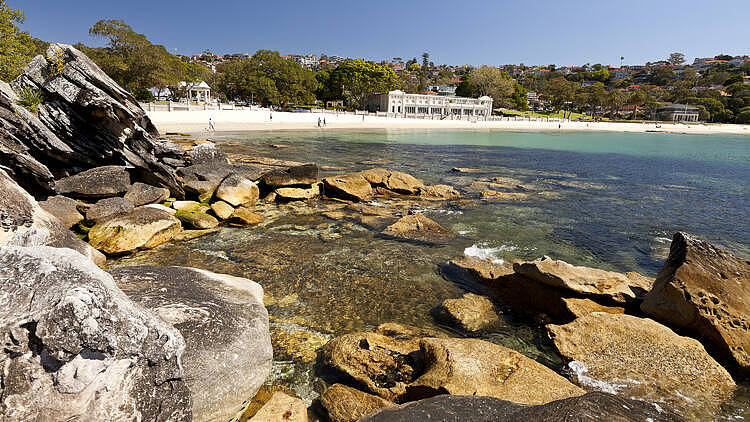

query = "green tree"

[
  {"left": 542, "top": 75, "right": 579, "bottom": 112},
  {"left": 668, "top": 52, "right": 686, "bottom": 66},
  {"left": 324, "top": 59, "right": 400, "bottom": 108},
  {"left": 0, "top": 0, "right": 37, "bottom": 81}
]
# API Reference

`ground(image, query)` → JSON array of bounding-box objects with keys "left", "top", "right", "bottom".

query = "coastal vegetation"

[{"left": 0, "top": 0, "right": 46, "bottom": 81}]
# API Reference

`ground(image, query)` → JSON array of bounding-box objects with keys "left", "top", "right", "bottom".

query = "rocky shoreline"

[{"left": 2, "top": 44, "right": 750, "bottom": 421}]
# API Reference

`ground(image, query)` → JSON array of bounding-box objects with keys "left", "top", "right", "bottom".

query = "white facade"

[{"left": 365, "top": 90, "right": 492, "bottom": 119}]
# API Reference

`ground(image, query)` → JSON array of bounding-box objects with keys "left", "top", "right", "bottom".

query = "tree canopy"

[
  {"left": 455, "top": 66, "right": 520, "bottom": 109},
  {"left": 0, "top": 0, "right": 41, "bottom": 81},
  {"left": 319, "top": 59, "right": 400, "bottom": 108}
]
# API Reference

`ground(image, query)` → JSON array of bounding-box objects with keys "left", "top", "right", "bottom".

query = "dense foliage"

[
  {"left": 0, "top": 0, "right": 45, "bottom": 81},
  {"left": 316, "top": 59, "right": 400, "bottom": 108}
]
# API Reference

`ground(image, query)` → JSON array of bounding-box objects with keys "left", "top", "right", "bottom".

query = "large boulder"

[
  {"left": 641, "top": 232, "right": 750, "bottom": 373},
  {"left": 108, "top": 266, "right": 273, "bottom": 422},
  {"left": 432, "top": 293, "right": 501, "bottom": 332},
  {"left": 215, "top": 174, "right": 260, "bottom": 207},
  {"left": 6, "top": 44, "right": 182, "bottom": 196},
  {"left": 319, "top": 384, "right": 392, "bottom": 422},
  {"left": 360, "top": 392, "right": 683, "bottom": 422},
  {"left": 409, "top": 338, "right": 584, "bottom": 404},
  {"left": 360, "top": 168, "right": 424, "bottom": 195},
  {"left": 323, "top": 173, "right": 374, "bottom": 202},
  {"left": 124, "top": 182, "right": 170, "bottom": 207},
  {"left": 381, "top": 214, "right": 454, "bottom": 243},
  {"left": 418, "top": 184, "right": 460, "bottom": 200},
  {"left": 548, "top": 312, "right": 735, "bottom": 417},
  {"left": 0, "top": 246, "right": 191, "bottom": 421},
  {"left": 260, "top": 163, "right": 318, "bottom": 188},
  {"left": 88, "top": 207, "right": 182, "bottom": 254},
  {"left": 38, "top": 195, "right": 83, "bottom": 228},
  {"left": 247, "top": 392, "right": 307, "bottom": 422},
  {"left": 0, "top": 169, "right": 104, "bottom": 266},
  {"left": 513, "top": 256, "right": 653, "bottom": 304},
  {"left": 84, "top": 196, "right": 135, "bottom": 223},
  {"left": 189, "top": 143, "right": 229, "bottom": 165},
  {"left": 54, "top": 165, "right": 131, "bottom": 200}
]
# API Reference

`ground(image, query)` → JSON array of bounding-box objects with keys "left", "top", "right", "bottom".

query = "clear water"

[{"left": 111, "top": 129, "right": 750, "bottom": 419}]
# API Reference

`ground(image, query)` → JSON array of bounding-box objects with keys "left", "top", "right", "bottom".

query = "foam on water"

[
  {"left": 568, "top": 361, "right": 626, "bottom": 395},
  {"left": 463, "top": 243, "right": 518, "bottom": 264}
]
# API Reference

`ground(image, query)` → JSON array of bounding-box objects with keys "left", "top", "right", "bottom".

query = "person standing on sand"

[
  {"left": 317, "top": 117, "right": 321, "bottom": 127},
  {"left": 269, "top": 112, "right": 273, "bottom": 122},
  {"left": 323, "top": 117, "right": 326, "bottom": 126}
]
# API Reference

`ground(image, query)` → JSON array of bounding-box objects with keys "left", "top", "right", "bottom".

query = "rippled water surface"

[{"left": 112, "top": 129, "right": 750, "bottom": 419}]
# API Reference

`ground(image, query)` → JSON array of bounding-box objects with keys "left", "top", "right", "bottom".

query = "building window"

[
  {"left": 418, "top": 107, "right": 429, "bottom": 114},
  {"left": 405, "top": 106, "right": 416, "bottom": 114}
]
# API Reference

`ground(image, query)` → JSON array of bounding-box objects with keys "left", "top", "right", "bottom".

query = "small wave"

[
  {"left": 463, "top": 243, "right": 516, "bottom": 264},
  {"left": 568, "top": 361, "right": 626, "bottom": 395}
]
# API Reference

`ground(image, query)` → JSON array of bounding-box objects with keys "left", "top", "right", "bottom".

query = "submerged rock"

[
  {"left": 38, "top": 195, "right": 83, "bottom": 228},
  {"left": 408, "top": 338, "right": 584, "bottom": 404},
  {"left": 418, "top": 184, "right": 460, "bottom": 200},
  {"left": 108, "top": 266, "right": 273, "bottom": 422},
  {"left": 0, "top": 169, "right": 104, "bottom": 266},
  {"left": 381, "top": 213, "right": 454, "bottom": 243},
  {"left": 548, "top": 312, "right": 735, "bottom": 417},
  {"left": 319, "top": 383, "right": 393, "bottom": 422},
  {"left": 360, "top": 392, "right": 683, "bottom": 422},
  {"left": 323, "top": 173, "right": 374, "bottom": 202},
  {"left": 432, "top": 293, "right": 501, "bottom": 332},
  {"left": 54, "top": 165, "right": 131, "bottom": 200},
  {"left": 0, "top": 246, "right": 191, "bottom": 421},
  {"left": 513, "top": 256, "right": 652, "bottom": 304},
  {"left": 88, "top": 207, "right": 182, "bottom": 254},
  {"left": 641, "top": 232, "right": 750, "bottom": 373}
]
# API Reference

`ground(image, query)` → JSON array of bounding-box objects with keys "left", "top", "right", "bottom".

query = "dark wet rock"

[
  {"left": 210, "top": 200, "right": 234, "bottom": 220},
  {"left": 323, "top": 173, "right": 374, "bottom": 202},
  {"left": 260, "top": 163, "right": 319, "bottom": 188},
  {"left": 513, "top": 256, "right": 652, "bottom": 304},
  {"left": 54, "top": 165, "right": 131, "bottom": 200},
  {"left": 227, "top": 206, "right": 264, "bottom": 225},
  {"left": 319, "top": 332, "right": 421, "bottom": 401},
  {"left": 248, "top": 392, "right": 307, "bottom": 422},
  {"left": 360, "top": 168, "right": 424, "bottom": 195},
  {"left": 0, "top": 169, "right": 104, "bottom": 266},
  {"left": 381, "top": 214, "right": 454, "bottom": 243},
  {"left": 7, "top": 44, "right": 182, "bottom": 196},
  {"left": 275, "top": 183, "right": 322, "bottom": 201},
  {"left": 108, "top": 266, "right": 272, "bottom": 422},
  {"left": 432, "top": 293, "right": 501, "bottom": 332},
  {"left": 38, "top": 195, "right": 83, "bottom": 228},
  {"left": 88, "top": 207, "right": 182, "bottom": 254},
  {"left": 124, "top": 182, "right": 170, "bottom": 207},
  {"left": 548, "top": 313, "right": 735, "bottom": 417},
  {"left": 188, "top": 142, "right": 229, "bottom": 165},
  {"left": 174, "top": 209, "right": 219, "bottom": 230},
  {"left": 451, "top": 167, "right": 482, "bottom": 173},
  {"left": 409, "top": 338, "right": 584, "bottom": 404},
  {"left": 360, "top": 392, "right": 684, "bottom": 422},
  {"left": 216, "top": 173, "right": 260, "bottom": 207},
  {"left": 641, "top": 232, "right": 750, "bottom": 373},
  {"left": 0, "top": 246, "right": 191, "bottom": 421},
  {"left": 418, "top": 184, "right": 460, "bottom": 200},
  {"left": 320, "top": 383, "right": 393, "bottom": 422},
  {"left": 85, "top": 197, "right": 134, "bottom": 223}
]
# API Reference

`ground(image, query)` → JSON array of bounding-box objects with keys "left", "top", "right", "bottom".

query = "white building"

[
  {"left": 365, "top": 90, "right": 492, "bottom": 119},
  {"left": 181, "top": 81, "right": 212, "bottom": 103}
]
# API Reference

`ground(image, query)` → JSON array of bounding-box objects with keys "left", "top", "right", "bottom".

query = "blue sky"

[{"left": 14, "top": 0, "right": 750, "bottom": 66}]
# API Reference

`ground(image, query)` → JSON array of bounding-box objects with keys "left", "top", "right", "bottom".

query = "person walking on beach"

[
  {"left": 318, "top": 117, "right": 322, "bottom": 127},
  {"left": 208, "top": 116, "right": 215, "bottom": 133},
  {"left": 323, "top": 117, "right": 326, "bottom": 126},
  {"left": 269, "top": 112, "right": 273, "bottom": 122}
]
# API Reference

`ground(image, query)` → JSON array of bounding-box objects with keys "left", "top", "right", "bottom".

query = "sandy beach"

[{"left": 148, "top": 108, "right": 750, "bottom": 135}]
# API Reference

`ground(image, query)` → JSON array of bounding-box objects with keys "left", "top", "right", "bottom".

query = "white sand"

[{"left": 148, "top": 108, "right": 750, "bottom": 136}]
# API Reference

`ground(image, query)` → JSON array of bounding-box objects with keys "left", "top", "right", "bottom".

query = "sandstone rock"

[
  {"left": 216, "top": 174, "right": 260, "bottom": 206},
  {"left": 561, "top": 298, "right": 624, "bottom": 319},
  {"left": 548, "top": 313, "right": 735, "bottom": 416},
  {"left": 323, "top": 173, "right": 374, "bottom": 202},
  {"left": 418, "top": 184, "right": 460, "bottom": 200},
  {"left": 381, "top": 213, "right": 454, "bottom": 243},
  {"left": 54, "top": 165, "right": 131, "bottom": 200},
  {"left": 184, "top": 179, "right": 219, "bottom": 203},
  {"left": 173, "top": 228, "right": 219, "bottom": 242},
  {"left": 88, "top": 207, "right": 182, "bottom": 254},
  {"left": 3, "top": 44, "right": 182, "bottom": 196},
  {"left": 260, "top": 163, "right": 319, "bottom": 188},
  {"left": 124, "top": 182, "right": 170, "bottom": 206},
  {"left": 480, "top": 190, "right": 529, "bottom": 200},
  {"left": 432, "top": 293, "right": 501, "bottom": 332},
  {"left": 409, "top": 338, "right": 584, "bottom": 404},
  {"left": 175, "top": 210, "right": 219, "bottom": 230},
  {"left": 641, "top": 232, "right": 750, "bottom": 373},
  {"left": 38, "top": 195, "right": 83, "bottom": 228},
  {"left": 373, "top": 323, "right": 448, "bottom": 341},
  {"left": 189, "top": 142, "right": 230, "bottom": 165},
  {"left": 0, "top": 169, "right": 104, "bottom": 266},
  {"left": 360, "top": 392, "right": 683, "bottom": 422},
  {"left": 275, "top": 183, "right": 321, "bottom": 201},
  {"left": 108, "top": 266, "right": 273, "bottom": 422},
  {"left": 319, "top": 332, "right": 421, "bottom": 401},
  {"left": 85, "top": 197, "right": 134, "bottom": 223},
  {"left": 320, "top": 384, "right": 393, "bottom": 422},
  {"left": 210, "top": 200, "right": 235, "bottom": 220},
  {"left": 172, "top": 200, "right": 204, "bottom": 212},
  {"left": 228, "top": 207, "right": 264, "bottom": 225},
  {"left": 0, "top": 246, "right": 191, "bottom": 421},
  {"left": 248, "top": 392, "right": 307, "bottom": 422},
  {"left": 360, "top": 168, "right": 424, "bottom": 194},
  {"left": 513, "top": 256, "right": 650, "bottom": 304},
  {"left": 144, "top": 203, "right": 177, "bottom": 215}
]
